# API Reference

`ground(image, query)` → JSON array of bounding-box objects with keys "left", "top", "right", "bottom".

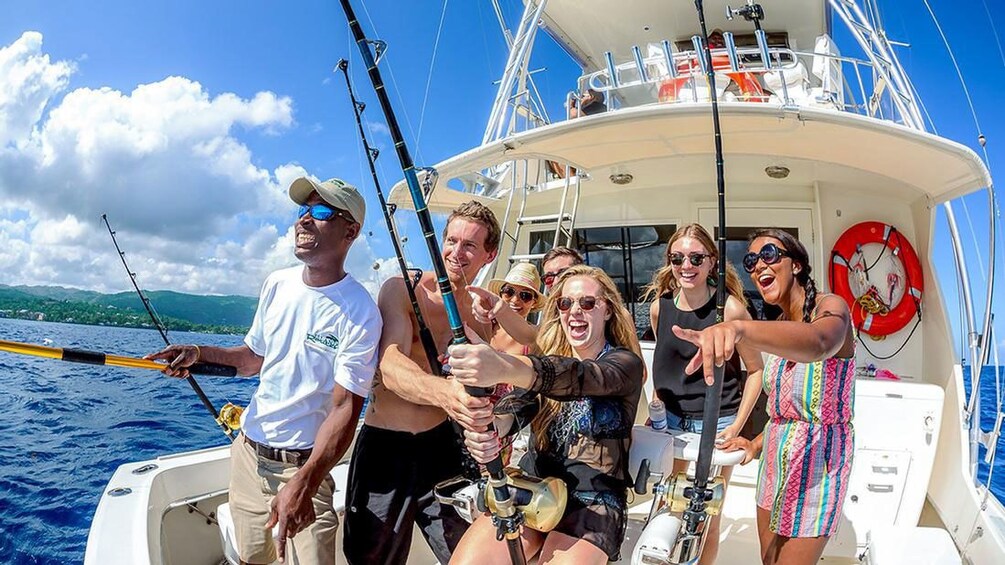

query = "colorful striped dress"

[{"left": 755, "top": 351, "right": 855, "bottom": 537}]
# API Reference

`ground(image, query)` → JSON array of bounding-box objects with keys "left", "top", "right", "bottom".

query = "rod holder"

[
  {"left": 604, "top": 51, "right": 619, "bottom": 88},
  {"left": 661, "top": 40, "right": 678, "bottom": 79},
  {"left": 632, "top": 45, "right": 648, "bottom": 83}
]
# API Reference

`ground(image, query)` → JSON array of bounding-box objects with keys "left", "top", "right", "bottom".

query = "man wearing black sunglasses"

[{"left": 149, "top": 176, "right": 382, "bottom": 565}]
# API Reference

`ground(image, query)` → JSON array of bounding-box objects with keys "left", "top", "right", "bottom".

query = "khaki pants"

[{"left": 229, "top": 434, "right": 338, "bottom": 564}]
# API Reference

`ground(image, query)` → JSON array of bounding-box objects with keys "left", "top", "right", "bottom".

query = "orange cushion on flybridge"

[{"left": 658, "top": 54, "right": 766, "bottom": 102}]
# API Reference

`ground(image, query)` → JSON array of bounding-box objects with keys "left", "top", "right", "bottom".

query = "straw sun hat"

[{"left": 487, "top": 262, "right": 545, "bottom": 312}]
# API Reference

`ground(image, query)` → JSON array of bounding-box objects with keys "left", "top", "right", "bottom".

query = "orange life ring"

[{"left": 829, "top": 221, "right": 923, "bottom": 337}]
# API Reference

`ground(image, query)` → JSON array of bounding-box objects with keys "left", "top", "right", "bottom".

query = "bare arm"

[
  {"left": 377, "top": 278, "right": 492, "bottom": 431},
  {"left": 675, "top": 294, "right": 852, "bottom": 384},
  {"left": 649, "top": 299, "right": 660, "bottom": 337},
  {"left": 376, "top": 277, "right": 450, "bottom": 406},
  {"left": 734, "top": 294, "right": 852, "bottom": 362},
  {"left": 266, "top": 386, "right": 364, "bottom": 560},
  {"left": 721, "top": 297, "right": 763, "bottom": 439},
  {"left": 146, "top": 344, "right": 263, "bottom": 377},
  {"left": 467, "top": 286, "right": 537, "bottom": 346}
]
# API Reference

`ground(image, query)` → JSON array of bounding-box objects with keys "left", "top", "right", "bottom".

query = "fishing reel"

[
  {"left": 726, "top": 1, "right": 764, "bottom": 24},
  {"left": 218, "top": 402, "right": 244, "bottom": 431},
  {"left": 434, "top": 469, "right": 568, "bottom": 532},
  {"left": 630, "top": 471, "right": 725, "bottom": 565}
]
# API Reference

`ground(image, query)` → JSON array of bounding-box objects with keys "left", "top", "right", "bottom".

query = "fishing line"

[
  {"left": 358, "top": 0, "right": 424, "bottom": 164},
  {"left": 416, "top": 0, "right": 450, "bottom": 147}
]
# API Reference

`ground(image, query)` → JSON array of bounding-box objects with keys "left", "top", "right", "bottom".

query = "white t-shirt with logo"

[{"left": 240, "top": 266, "right": 381, "bottom": 450}]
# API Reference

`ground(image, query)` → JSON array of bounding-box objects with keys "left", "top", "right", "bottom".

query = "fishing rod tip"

[{"left": 336, "top": 59, "right": 348, "bottom": 71}]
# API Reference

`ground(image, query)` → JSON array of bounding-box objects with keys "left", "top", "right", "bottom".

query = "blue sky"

[{"left": 0, "top": 0, "right": 1002, "bottom": 358}]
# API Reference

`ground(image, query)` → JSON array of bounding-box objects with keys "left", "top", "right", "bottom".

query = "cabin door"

[{"left": 697, "top": 205, "right": 816, "bottom": 317}]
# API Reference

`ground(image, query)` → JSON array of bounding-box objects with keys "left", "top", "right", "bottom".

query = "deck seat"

[
  {"left": 217, "top": 463, "right": 350, "bottom": 565},
  {"left": 866, "top": 526, "right": 961, "bottom": 564}
]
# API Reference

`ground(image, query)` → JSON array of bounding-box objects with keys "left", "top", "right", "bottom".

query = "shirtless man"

[{"left": 343, "top": 201, "right": 501, "bottom": 565}]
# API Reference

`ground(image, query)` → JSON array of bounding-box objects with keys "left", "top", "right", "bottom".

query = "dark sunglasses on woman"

[
  {"left": 500, "top": 285, "right": 536, "bottom": 303},
  {"left": 668, "top": 252, "right": 710, "bottom": 267},
  {"left": 743, "top": 243, "right": 791, "bottom": 273},
  {"left": 298, "top": 203, "right": 351, "bottom": 222},
  {"left": 556, "top": 295, "right": 600, "bottom": 312}
]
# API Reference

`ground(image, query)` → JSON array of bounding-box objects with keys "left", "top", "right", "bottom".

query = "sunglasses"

[
  {"left": 668, "top": 252, "right": 710, "bottom": 267},
  {"left": 500, "top": 285, "right": 536, "bottom": 303},
  {"left": 298, "top": 203, "right": 350, "bottom": 222},
  {"left": 542, "top": 267, "right": 569, "bottom": 287},
  {"left": 556, "top": 295, "right": 601, "bottom": 312},
  {"left": 743, "top": 243, "right": 791, "bottom": 273}
]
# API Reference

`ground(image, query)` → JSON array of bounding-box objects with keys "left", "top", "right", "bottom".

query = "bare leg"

[
  {"left": 755, "top": 505, "right": 776, "bottom": 565},
  {"left": 767, "top": 534, "right": 830, "bottom": 565},
  {"left": 450, "top": 512, "right": 544, "bottom": 565},
  {"left": 538, "top": 531, "right": 609, "bottom": 565}
]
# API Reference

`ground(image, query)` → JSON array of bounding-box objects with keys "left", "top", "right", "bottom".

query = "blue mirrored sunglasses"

[{"left": 298, "top": 203, "right": 349, "bottom": 222}]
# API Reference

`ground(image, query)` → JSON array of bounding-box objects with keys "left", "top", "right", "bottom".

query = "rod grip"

[
  {"left": 189, "top": 362, "right": 238, "bottom": 377},
  {"left": 465, "top": 385, "right": 495, "bottom": 398}
]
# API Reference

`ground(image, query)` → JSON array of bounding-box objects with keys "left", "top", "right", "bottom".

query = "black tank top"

[{"left": 652, "top": 292, "right": 742, "bottom": 418}]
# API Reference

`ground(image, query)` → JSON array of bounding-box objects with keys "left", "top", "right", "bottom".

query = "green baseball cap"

[{"left": 288, "top": 177, "right": 366, "bottom": 224}]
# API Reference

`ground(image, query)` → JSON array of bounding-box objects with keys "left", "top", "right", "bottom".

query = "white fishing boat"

[{"left": 86, "top": 1, "right": 1005, "bottom": 563}]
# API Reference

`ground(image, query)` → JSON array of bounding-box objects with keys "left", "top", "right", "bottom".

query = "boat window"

[{"left": 530, "top": 224, "right": 676, "bottom": 338}]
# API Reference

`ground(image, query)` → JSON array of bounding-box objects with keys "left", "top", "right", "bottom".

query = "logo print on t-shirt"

[{"left": 305, "top": 332, "right": 340, "bottom": 352}]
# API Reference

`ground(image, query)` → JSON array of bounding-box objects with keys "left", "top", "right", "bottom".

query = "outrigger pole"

[
  {"left": 679, "top": 0, "right": 729, "bottom": 556},
  {"left": 101, "top": 214, "right": 238, "bottom": 440},
  {"left": 336, "top": 2, "right": 526, "bottom": 563},
  {"left": 334, "top": 60, "right": 441, "bottom": 375}
]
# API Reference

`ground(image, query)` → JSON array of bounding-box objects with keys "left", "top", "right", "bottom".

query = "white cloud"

[{"left": 0, "top": 31, "right": 382, "bottom": 298}]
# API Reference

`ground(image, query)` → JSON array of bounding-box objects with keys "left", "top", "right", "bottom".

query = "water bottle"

[{"left": 649, "top": 398, "right": 667, "bottom": 431}]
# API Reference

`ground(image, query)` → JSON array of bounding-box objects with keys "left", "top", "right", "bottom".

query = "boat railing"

[{"left": 571, "top": 37, "right": 917, "bottom": 128}]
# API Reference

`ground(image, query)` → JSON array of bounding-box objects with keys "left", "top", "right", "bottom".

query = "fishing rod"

[
  {"left": 336, "top": 2, "right": 525, "bottom": 563},
  {"left": 0, "top": 339, "right": 237, "bottom": 377},
  {"left": 102, "top": 214, "right": 238, "bottom": 440},
  {"left": 676, "top": 0, "right": 731, "bottom": 558},
  {"left": 335, "top": 59, "right": 441, "bottom": 374}
]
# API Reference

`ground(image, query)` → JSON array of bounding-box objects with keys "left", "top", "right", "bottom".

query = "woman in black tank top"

[{"left": 641, "top": 223, "right": 764, "bottom": 565}]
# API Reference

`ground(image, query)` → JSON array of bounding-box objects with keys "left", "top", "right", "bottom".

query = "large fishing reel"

[
  {"left": 629, "top": 426, "right": 740, "bottom": 564},
  {"left": 434, "top": 469, "right": 568, "bottom": 532},
  {"left": 632, "top": 472, "right": 727, "bottom": 564}
]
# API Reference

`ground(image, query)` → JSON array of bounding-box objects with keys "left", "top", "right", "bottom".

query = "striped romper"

[{"left": 755, "top": 351, "right": 855, "bottom": 537}]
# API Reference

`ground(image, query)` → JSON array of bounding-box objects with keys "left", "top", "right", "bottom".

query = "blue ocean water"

[
  {"left": 1, "top": 317, "right": 1003, "bottom": 564},
  {"left": 0, "top": 318, "right": 254, "bottom": 565}
]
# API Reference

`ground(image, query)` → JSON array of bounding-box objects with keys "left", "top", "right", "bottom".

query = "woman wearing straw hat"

[{"left": 485, "top": 262, "right": 545, "bottom": 355}]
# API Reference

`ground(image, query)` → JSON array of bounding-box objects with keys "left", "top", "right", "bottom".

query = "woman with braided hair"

[{"left": 672, "top": 229, "right": 855, "bottom": 565}]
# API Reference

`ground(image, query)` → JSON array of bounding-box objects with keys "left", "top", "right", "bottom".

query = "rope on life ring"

[{"left": 829, "top": 222, "right": 923, "bottom": 358}]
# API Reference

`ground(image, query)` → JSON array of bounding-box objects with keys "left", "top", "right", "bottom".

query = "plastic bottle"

[{"left": 649, "top": 398, "right": 667, "bottom": 430}]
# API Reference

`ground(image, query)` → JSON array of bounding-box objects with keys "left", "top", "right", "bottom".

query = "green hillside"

[{"left": 0, "top": 285, "right": 256, "bottom": 334}]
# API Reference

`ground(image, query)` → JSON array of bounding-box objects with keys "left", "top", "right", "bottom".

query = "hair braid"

[{"left": 801, "top": 275, "right": 818, "bottom": 323}]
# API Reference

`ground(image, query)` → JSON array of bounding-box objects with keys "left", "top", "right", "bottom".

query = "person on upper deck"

[
  {"left": 343, "top": 201, "right": 501, "bottom": 565},
  {"left": 148, "top": 177, "right": 382, "bottom": 565},
  {"left": 677, "top": 229, "right": 856, "bottom": 565},
  {"left": 447, "top": 265, "right": 644, "bottom": 564},
  {"left": 642, "top": 223, "right": 764, "bottom": 565}
]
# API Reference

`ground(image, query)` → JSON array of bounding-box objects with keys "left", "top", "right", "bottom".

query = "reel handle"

[{"left": 634, "top": 459, "right": 651, "bottom": 495}]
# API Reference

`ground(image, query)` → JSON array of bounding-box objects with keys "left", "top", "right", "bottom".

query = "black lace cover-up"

[{"left": 508, "top": 347, "right": 644, "bottom": 496}]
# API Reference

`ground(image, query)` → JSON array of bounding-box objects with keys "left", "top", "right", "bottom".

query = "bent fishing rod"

[
  {"left": 337, "top": 2, "right": 525, "bottom": 563},
  {"left": 678, "top": 0, "right": 730, "bottom": 558},
  {"left": 102, "top": 214, "right": 238, "bottom": 439},
  {"left": 335, "top": 60, "right": 441, "bottom": 375}
]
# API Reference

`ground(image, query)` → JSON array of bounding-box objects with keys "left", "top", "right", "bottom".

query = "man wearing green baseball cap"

[{"left": 149, "top": 176, "right": 381, "bottom": 564}]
